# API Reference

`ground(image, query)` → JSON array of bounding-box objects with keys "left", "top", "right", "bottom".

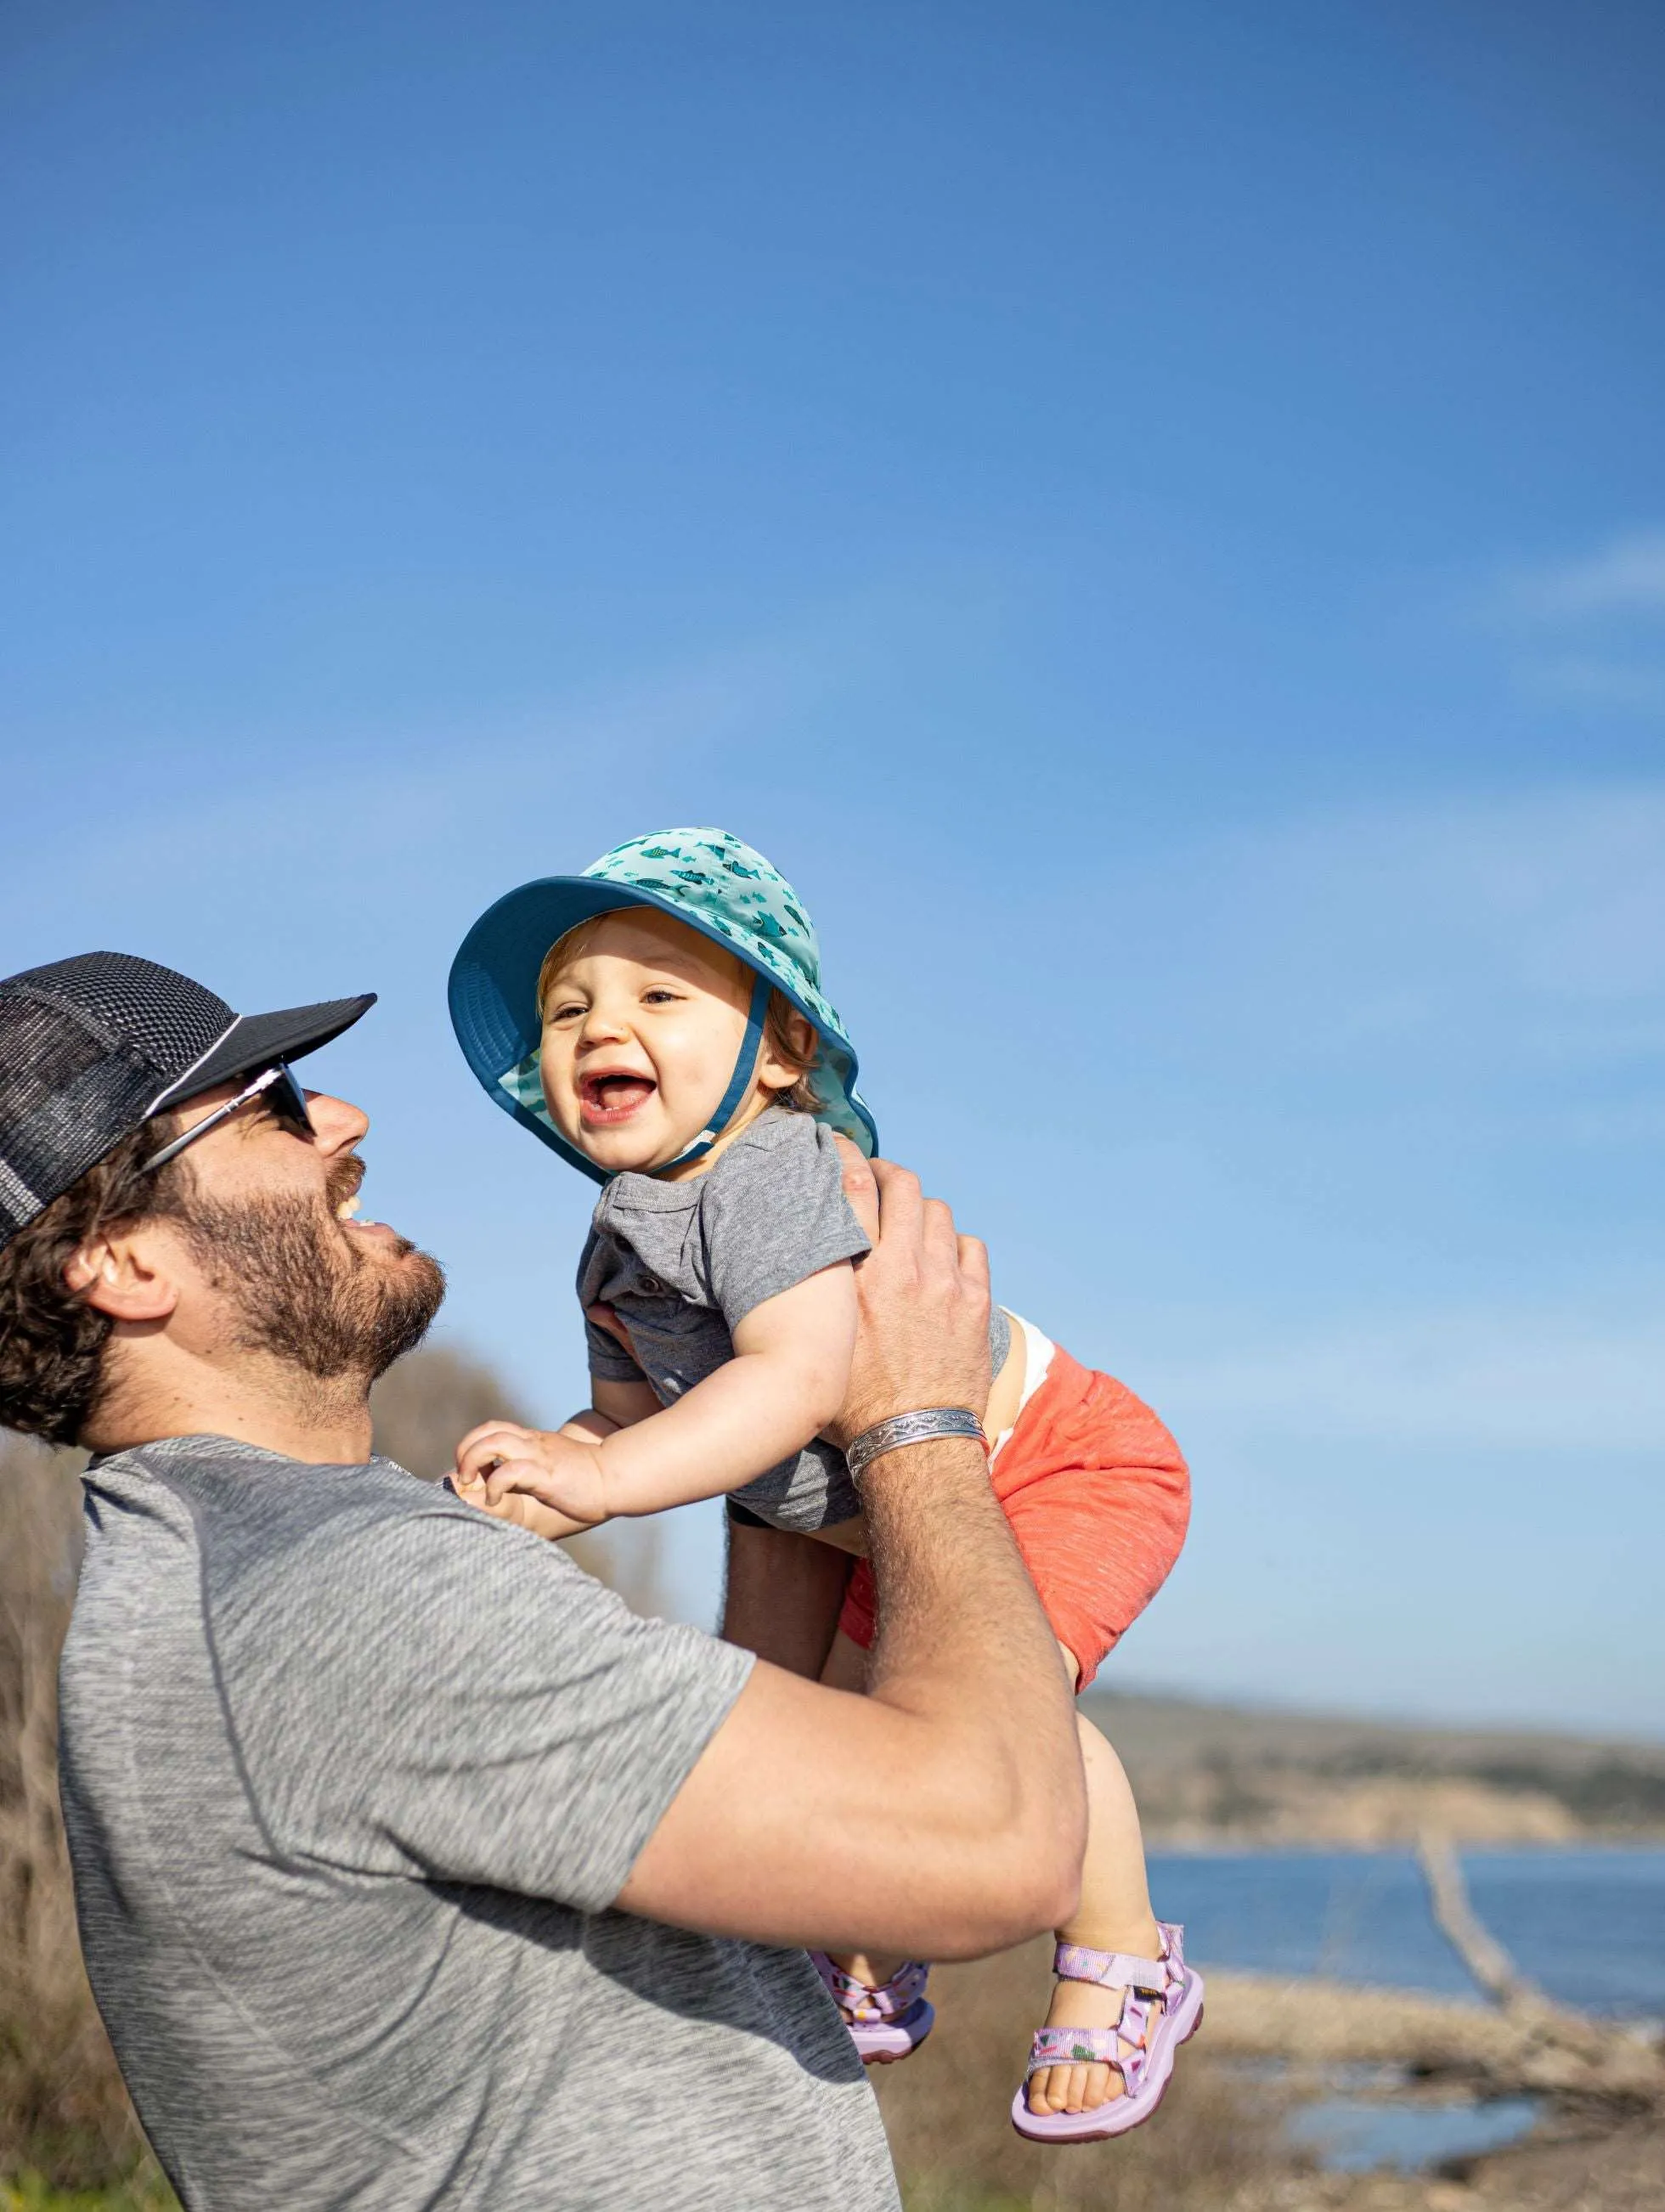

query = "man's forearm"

[{"left": 859, "top": 1436, "right": 1085, "bottom": 1894}]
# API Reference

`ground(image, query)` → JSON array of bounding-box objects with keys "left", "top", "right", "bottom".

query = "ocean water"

[
  {"left": 1286, "top": 2090, "right": 1541, "bottom": 2175},
  {"left": 1147, "top": 1846, "right": 1665, "bottom": 2020}
]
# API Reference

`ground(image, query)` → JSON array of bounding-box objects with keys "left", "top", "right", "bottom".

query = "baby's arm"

[{"left": 456, "top": 1261, "right": 858, "bottom": 1529}]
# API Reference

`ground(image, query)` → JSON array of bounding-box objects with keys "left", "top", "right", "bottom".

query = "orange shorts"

[{"left": 836, "top": 1341, "right": 1189, "bottom": 1690}]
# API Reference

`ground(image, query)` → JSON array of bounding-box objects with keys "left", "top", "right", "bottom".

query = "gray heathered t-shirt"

[
  {"left": 579, "top": 1109, "right": 1009, "bottom": 1533},
  {"left": 59, "top": 1436, "right": 900, "bottom": 2212}
]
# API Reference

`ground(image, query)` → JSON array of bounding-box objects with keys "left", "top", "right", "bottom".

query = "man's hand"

[
  {"left": 453, "top": 1421, "right": 607, "bottom": 1538},
  {"left": 823, "top": 1146, "right": 992, "bottom": 1451}
]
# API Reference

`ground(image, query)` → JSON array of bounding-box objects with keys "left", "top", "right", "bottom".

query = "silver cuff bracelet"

[{"left": 844, "top": 1406, "right": 987, "bottom": 1484}]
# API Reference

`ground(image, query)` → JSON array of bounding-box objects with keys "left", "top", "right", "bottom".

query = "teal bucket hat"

[{"left": 449, "top": 827, "right": 878, "bottom": 1184}]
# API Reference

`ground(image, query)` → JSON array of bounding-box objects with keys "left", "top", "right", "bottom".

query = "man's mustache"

[{"left": 326, "top": 1154, "right": 365, "bottom": 1212}]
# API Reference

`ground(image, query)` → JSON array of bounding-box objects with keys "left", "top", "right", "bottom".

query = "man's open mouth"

[
  {"left": 333, "top": 1162, "right": 392, "bottom": 1237},
  {"left": 578, "top": 1070, "right": 657, "bottom": 1125}
]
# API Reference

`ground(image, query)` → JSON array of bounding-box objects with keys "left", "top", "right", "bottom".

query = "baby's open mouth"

[{"left": 579, "top": 1070, "right": 657, "bottom": 1125}]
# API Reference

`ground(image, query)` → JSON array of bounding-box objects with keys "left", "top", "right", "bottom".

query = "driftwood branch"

[
  {"left": 1400, "top": 1828, "right": 1665, "bottom": 2108},
  {"left": 1416, "top": 1829, "right": 1546, "bottom": 2015}
]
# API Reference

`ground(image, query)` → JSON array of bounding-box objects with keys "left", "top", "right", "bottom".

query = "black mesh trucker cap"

[{"left": 0, "top": 952, "right": 375, "bottom": 1250}]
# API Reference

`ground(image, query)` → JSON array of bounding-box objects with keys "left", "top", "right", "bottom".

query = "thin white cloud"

[
  {"left": 1137, "top": 780, "right": 1665, "bottom": 1041},
  {"left": 1149, "top": 1304, "right": 1665, "bottom": 1455},
  {"left": 1520, "top": 657, "right": 1665, "bottom": 716},
  {"left": 1503, "top": 529, "right": 1665, "bottom": 621}
]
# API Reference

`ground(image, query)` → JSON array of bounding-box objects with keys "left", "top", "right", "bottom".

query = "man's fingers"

[
  {"left": 956, "top": 1233, "right": 991, "bottom": 1292},
  {"left": 920, "top": 1194, "right": 960, "bottom": 1266},
  {"left": 867, "top": 1157, "right": 923, "bottom": 1233},
  {"left": 830, "top": 1135, "right": 879, "bottom": 1243}
]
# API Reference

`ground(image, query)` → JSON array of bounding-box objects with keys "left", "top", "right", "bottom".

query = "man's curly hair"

[{"left": 0, "top": 1120, "right": 184, "bottom": 1446}]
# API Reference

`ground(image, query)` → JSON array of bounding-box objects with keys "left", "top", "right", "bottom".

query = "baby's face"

[{"left": 539, "top": 909, "right": 782, "bottom": 1177}]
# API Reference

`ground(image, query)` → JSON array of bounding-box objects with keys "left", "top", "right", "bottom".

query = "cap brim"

[{"left": 150, "top": 994, "right": 377, "bottom": 1110}]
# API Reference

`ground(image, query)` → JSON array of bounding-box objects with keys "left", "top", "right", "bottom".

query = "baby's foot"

[
  {"left": 1025, "top": 1923, "right": 1164, "bottom": 2118},
  {"left": 1012, "top": 1925, "right": 1204, "bottom": 2141},
  {"left": 813, "top": 1950, "right": 934, "bottom": 2064}
]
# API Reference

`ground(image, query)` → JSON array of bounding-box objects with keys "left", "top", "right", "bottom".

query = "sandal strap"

[
  {"left": 1022, "top": 2000, "right": 1155, "bottom": 2093},
  {"left": 810, "top": 1953, "right": 929, "bottom": 2026},
  {"left": 1053, "top": 1939, "right": 1171, "bottom": 1995},
  {"left": 1024, "top": 2025, "right": 1126, "bottom": 2075}
]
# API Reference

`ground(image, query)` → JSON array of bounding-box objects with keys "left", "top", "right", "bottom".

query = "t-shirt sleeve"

[
  {"left": 698, "top": 1120, "right": 872, "bottom": 1332},
  {"left": 260, "top": 1504, "right": 753, "bottom": 1912}
]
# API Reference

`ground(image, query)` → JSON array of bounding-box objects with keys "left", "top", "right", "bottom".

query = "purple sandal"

[
  {"left": 1010, "top": 1921, "right": 1204, "bottom": 2141},
  {"left": 810, "top": 1953, "right": 935, "bottom": 2064}
]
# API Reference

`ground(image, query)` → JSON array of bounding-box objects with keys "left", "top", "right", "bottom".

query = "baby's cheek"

[{"left": 539, "top": 1045, "right": 573, "bottom": 1117}]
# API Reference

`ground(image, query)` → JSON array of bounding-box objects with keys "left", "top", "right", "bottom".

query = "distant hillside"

[{"left": 1081, "top": 1685, "right": 1665, "bottom": 1846}]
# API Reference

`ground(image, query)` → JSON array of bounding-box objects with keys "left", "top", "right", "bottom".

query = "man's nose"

[{"left": 302, "top": 1092, "right": 371, "bottom": 1152}]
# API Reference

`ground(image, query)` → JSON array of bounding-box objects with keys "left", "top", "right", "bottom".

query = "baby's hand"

[{"left": 452, "top": 1419, "right": 609, "bottom": 1538}]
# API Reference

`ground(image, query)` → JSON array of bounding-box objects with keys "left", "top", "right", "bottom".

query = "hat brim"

[
  {"left": 150, "top": 994, "right": 377, "bottom": 1111},
  {"left": 449, "top": 879, "right": 686, "bottom": 1098}
]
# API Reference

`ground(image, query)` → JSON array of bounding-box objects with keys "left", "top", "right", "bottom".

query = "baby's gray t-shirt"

[
  {"left": 577, "top": 1109, "right": 1009, "bottom": 1533},
  {"left": 59, "top": 1435, "right": 899, "bottom": 2211}
]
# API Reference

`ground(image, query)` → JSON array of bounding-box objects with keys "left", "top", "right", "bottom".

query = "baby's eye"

[
  {"left": 641, "top": 988, "right": 682, "bottom": 1006},
  {"left": 546, "top": 1001, "right": 585, "bottom": 1024}
]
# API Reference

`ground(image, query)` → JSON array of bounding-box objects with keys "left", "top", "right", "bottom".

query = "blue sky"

[{"left": 4, "top": 0, "right": 1663, "bottom": 1734}]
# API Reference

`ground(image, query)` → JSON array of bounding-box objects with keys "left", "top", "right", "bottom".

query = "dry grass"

[
  {"left": 0, "top": 1434, "right": 155, "bottom": 2192},
  {"left": 874, "top": 1938, "right": 1282, "bottom": 2212}
]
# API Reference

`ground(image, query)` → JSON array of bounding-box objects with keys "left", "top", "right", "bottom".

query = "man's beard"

[{"left": 181, "top": 1160, "right": 445, "bottom": 1385}]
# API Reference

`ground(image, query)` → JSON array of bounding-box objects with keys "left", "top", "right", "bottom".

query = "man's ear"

[{"left": 65, "top": 1227, "right": 181, "bottom": 1324}]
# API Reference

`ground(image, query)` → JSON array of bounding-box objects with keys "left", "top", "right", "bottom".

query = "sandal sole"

[{"left": 852, "top": 2000, "right": 935, "bottom": 2065}]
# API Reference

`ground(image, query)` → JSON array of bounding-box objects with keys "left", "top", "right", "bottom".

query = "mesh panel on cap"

[
  {"left": 0, "top": 995, "right": 160, "bottom": 1239},
  {"left": 22, "top": 952, "right": 232, "bottom": 1078}
]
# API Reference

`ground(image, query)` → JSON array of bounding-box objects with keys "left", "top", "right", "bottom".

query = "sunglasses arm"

[{"left": 137, "top": 1064, "right": 288, "bottom": 1177}]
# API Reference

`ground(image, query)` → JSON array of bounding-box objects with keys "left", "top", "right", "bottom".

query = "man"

[{"left": 0, "top": 951, "right": 1086, "bottom": 2210}]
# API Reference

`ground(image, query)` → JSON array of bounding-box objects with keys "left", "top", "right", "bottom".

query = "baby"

[{"left": 448, "top": 827, "right": 1199, "bottom": 2141}]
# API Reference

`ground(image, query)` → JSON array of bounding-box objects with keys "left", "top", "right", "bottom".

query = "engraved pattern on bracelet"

[{"left": 844, "top": 1407, "right": 987, "bottom": 1483}]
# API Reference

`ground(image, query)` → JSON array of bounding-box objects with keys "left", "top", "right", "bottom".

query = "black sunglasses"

[{"left": 139, "top": 1063, "right": 314, "bottom": 1175}]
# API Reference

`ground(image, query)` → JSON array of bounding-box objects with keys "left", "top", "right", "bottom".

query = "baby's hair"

[
  {"left": 761, "top": 994, "right": 821, "bottom": 1116},
  {"left": 536, "top": 914, "right": 612, "bottom": 1002},
  {"left": 537, "top": 919, "right": 821, "bottom": 1115}
]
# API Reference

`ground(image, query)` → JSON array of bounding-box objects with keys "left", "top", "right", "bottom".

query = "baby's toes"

[
  {"left": 1081, "top": 2057, "right": 1117, "bottom": 2109},
  {"left": 1025, "top": 2066, "right": 1057, "bottom": 2115},
  {"left": 1059, "top": 2061, "right": 1096, "bottom": 2113}
]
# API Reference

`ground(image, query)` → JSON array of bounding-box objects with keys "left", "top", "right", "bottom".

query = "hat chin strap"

[{"left": 651, "top": 971, "right": 772, "bottom": 1179}]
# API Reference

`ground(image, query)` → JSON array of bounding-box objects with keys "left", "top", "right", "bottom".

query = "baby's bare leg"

[
  {"left": 1025, "top": 1643, "right": 1163, "bottom": 2116},
  {"left": 818, "top": 1632, "right": 912, "bottom": 1995},
  {"left": 820, "top": 1626, "right": 870, "bottom": 1693}
]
